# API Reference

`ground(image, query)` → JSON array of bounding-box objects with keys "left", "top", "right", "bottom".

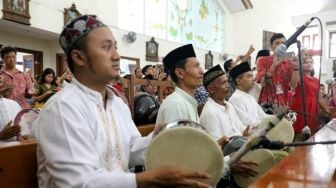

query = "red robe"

[
  {"left": 290, "top": 76, "right": 320, "bottom": 134},
  {"left": 256, "top": 55, "right": 294, "bottom": 107}
]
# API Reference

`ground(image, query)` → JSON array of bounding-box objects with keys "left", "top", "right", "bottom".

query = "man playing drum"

[
  {"left": 33, "top": 15, "right": 212, "bottom": 188},
  {"left": 200, "top": 64, "right": 250, "bottom": 139},
  {"left": 156, "top": 44, "right": 203, "bottom": 124},
  {"left": 156, "top": 45, "right": 259, "bottom": 187},
  {"left": 200, "top": 65, "right": 259, "bottom": 187},
  {"left": 229, "top": 63, "right": 272, "bottom": 129}
]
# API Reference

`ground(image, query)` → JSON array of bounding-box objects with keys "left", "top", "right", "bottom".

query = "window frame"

[{"left": 329, "top": 31, "right": 336, "bottom": 58}]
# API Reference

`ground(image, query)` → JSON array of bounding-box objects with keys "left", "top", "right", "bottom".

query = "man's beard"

[
  {"left": 5, "top": 63, "right": 15, "bottom": 69},
  {"left": 86, "top": 56, "right": 96, "bottom": 75},
  {"left": 86, "top": 55, "right": 120, "bottom": 81}
]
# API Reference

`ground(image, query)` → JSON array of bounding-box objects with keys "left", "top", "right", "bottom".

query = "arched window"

[{"left": 118, "top": 0, "right": 225, "bottom": 52}]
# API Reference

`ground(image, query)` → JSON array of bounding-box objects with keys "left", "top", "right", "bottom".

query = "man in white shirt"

[
  {"left": 0, "top": 97, "right": 21, "bottom": 141},
  {"left": 33, "top": 15, "right": 211, "bottom": 188},
  {"left": 200, "top": 64, "right": 258, "bottom": 187},
  {"left": 156, "top": 44, "right": 203, "bottom": 124},
  {"left": 200, "top": 65, "right": 249, "bottom": 140},
  {"left": 0, "top": 74, "right": 21, "bottom": 141},
  {"left": 228, "top": 63, "right": 271, "bottom": 128}
]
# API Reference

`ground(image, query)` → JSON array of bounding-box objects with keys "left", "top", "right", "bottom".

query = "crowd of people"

[{"left": 1, "top": 14, "right": 336, "bottom": 187}]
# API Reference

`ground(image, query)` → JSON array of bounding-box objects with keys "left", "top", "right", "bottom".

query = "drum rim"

[
  {"left": 145, "top": 126, "right": 224, "bottom": 186},
  {"left": 233, "top": 148, "right": 276, "bottom": 187},
  {"left": 164, "top": 119, "right": 207, "bottom": 131}
]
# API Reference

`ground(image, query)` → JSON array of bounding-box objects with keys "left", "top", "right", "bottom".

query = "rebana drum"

[
  {"left": 234, "top": 149, "right": 276, "bottom": 188},
  {"left": 145, "top": 121, "right": 224, "bottom": 187},
  {"left": 260, "top": 116, "right": 295, "bottom": 143}
]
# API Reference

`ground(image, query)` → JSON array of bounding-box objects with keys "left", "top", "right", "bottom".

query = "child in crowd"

[{"left": 33, "top": 68, "right": 57, "bottom": 108}]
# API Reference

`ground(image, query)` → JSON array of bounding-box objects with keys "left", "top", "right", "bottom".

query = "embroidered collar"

[{"left": 72, "top": 79, "right": 115, "bottom": 103}]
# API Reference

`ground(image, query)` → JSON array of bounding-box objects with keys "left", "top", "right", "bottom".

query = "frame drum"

[
  {"left": 145, "top": 125, "right": 224, "bottom": 186},
  {"left": 14, "top": 109, "right": 40, "bottom": 139},
  {"left": 234, "top": 149, "right": 276, "bottom": 187},
  {"left": 260, "top": 116, "right": 295, "bottom": 143}
]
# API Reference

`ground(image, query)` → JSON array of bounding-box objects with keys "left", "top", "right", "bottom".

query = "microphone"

[
  {"left": 228, "top": 113, "right": 285, "bottom": 166},
  {"left": 301, "top": 125, "right": 311, "bottom": 140},
  {"left": 274, "top": 17, "right": 315, "bottom": 57}
]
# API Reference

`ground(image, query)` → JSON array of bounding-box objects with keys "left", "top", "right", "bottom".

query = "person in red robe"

[{"left": 290, "top": 55, "right": 329, "bottom": 139}]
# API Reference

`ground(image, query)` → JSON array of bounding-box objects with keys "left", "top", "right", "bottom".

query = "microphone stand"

[
  {"left": 228, "top": 114, "right": 285, "bottom": 166},
  {"left": 254, "top": 137, "right": 336, "bottom": 150},
  {"left": 296, "top": 41, "right": 310, "bottom": 137}
]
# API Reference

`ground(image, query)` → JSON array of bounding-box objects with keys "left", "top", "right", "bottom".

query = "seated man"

[
  {"left": 0, "top": 96, "right": 21, "bottom": 142},
  {"left": 156, "top": 46, "right": 257, "bottom": 186},
  {"left": 156, "top": 44, "right": 203, "bottom": 124},
  {"left": 134, "top": 75, "right": 160, "bottom": 125},
  {"left": 200, "top": 65, "right": 249, "bottom": 140},
  {"left": 33, "top": 15, "right": 211, "bottom": 188},
  {"left": 223, "top": 45, "right": 255, "bottom": 100},
  {"left": 141, "top": 65, "right": 155, "bottom": 77},
  {"left": 229, "top": 63, "right": 272, "bottom": 129}
]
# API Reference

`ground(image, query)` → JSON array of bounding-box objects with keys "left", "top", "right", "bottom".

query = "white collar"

[
  {"left": 72, "top": 79, "right": 115, "bottom": 104},
  {"left": 175, "top": 87, "right": 198, "bottom": 107},
  {"left": 208, "top": 97, "right": 229, "bottom": 110},
  {"left": 235, "top": 89, "right": 251, "bottom": 97}
]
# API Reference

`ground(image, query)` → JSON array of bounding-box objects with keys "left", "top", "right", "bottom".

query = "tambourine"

[
  {"left": 258, "top": 115, "right": 295, "bottom": 143},
  {"left": 230, "top": 116, "right": 293, "bottom": 187},
  {"left": 14, "top": 108, "right": 40, "bottom": 140},
  {"left": 145, "top": 120, "right": 224, "bottom": 187},
  {"left": 233, "top": 149, "right": 276, "bottom": 188}
]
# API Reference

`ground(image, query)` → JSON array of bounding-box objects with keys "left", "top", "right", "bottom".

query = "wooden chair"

[
  {"left": 138, "top": 124, "right": 155, "bottom": 136},
  {"left": 121, "top": 75, "right": 174, "bottom": 135},
  {"left": 0, "top": 124, "right": 155, "bottom": 188},
  {"left": 123, "top": 74, "right": 174, "bottom": 120},
  {"left": 0, "top": 141, "right": 38, "bottom": 188}
]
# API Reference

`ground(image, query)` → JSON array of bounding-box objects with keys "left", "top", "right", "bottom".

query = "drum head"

[
  {"left": 259, "top": 116, "right": 295, "bottom": 143},
  {"left": 234, "top": 149, "right": 276, "bottom": 187},
  {"left": 145, "top": 127, "right": 224, "bottom": 186}
]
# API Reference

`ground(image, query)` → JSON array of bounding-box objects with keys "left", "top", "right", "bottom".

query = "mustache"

[{"left": 112, "top": 60, "right": 120, "bottom": 66}]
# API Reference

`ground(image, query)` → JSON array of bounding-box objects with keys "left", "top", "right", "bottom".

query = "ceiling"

[
  {"left": 222, "top": 0, "right": 336, "bottom": 16},
  {"left": 0, "top": 19, "right": 59, "bottom": 41},
  {"left": 278, "top": 0, "right": 336, "bottom": 17},
  {"left": 221, "top": 0, "right": 252, "bottom": 13},
  {"left": 1, "top": 0, "right": 336, "bottom": 41}
]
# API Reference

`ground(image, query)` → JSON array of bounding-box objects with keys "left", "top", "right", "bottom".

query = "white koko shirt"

[
  {"left": 156, "top": 87, "right": 199, "bottom": 125},
  {"left": 200, "top": 98, "right": 246, "bottom": 140},
  {"left": 229, "top": 89, "right": 270, "bottom": 128},
  {"left": 33, "top": 79, "right": 152, "bottom": 188}
]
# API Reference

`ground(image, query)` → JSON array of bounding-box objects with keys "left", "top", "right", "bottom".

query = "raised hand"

[
  {"left": 217, "top": 136, "right": 230, "bottom": 149},
  {"left": 247, "top": 45, "right": 255, "bottom": 55},
  {"left": 46, "top": 90, "right": 55, "bottom": 95},
  {"left": 0, "top": 121, "right": 21, "bottom": 140},
  {"left": 242, "top": 125, "right": 251, "bottom": 136},
  {"left": 291, "top": 55, "right": 299, "bottom": 69}
]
